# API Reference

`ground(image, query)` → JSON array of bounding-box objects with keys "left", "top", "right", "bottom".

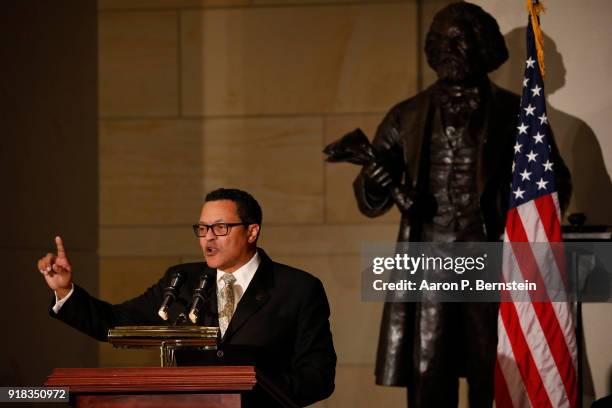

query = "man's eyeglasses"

[{"left": 192, "top": 222, "right": 248, "bottom": 237}]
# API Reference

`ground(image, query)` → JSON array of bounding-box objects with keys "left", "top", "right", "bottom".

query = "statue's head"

[{"left": 425, "top": 2, "right": 508, "bottom": 83}]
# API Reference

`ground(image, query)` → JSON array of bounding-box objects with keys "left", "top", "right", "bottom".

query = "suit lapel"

[{"left": 221, "top": 249, "right": 272, "bottom": 343}]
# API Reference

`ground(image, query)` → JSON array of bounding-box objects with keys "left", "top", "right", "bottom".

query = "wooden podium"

[
  {"left": 45, "top": 366, "right": 298, "bottom": 407},
  {"left": 45, "top": 327, "right": 298, "bottom": 407}
]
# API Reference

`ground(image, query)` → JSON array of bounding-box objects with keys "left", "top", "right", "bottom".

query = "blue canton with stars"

[{"left": 509, "top": 18, "right": 556, "bottom": 209}]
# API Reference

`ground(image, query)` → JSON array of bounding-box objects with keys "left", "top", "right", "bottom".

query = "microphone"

[
  {"left": 188, "top": 273, "right": 212, "bottom": 324},
  {"left": 157, "top": 271, "right": 185, "bottom": 321}
]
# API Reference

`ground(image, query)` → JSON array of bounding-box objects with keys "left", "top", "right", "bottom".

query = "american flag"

[{"left": 494, "top": 9, "right": 578, "bottom": 408}]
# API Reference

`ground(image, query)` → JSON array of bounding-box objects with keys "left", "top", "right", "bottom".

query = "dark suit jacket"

[{"left": 50, "top": 249, "right": 336, "bottom": 406}]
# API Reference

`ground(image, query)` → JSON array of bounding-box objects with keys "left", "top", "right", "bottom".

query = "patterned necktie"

[{"left": 218, "top": 273, "right": 236, "bottom": 337}]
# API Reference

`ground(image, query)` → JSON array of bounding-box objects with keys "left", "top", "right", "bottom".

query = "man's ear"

[{"left": 247, "top": 224, "right": 260, "bottom": 243}]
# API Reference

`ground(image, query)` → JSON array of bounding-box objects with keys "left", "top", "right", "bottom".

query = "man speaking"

[{"left": 37, "top": 188, "right": 336, "bottom": 407}]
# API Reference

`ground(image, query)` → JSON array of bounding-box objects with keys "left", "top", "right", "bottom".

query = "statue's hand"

[{"left": 362, "top": 161, "right": 394, "bottom": 194}]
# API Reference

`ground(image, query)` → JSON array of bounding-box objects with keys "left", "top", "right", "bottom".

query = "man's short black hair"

[{"left": 205, "top": 188, "right": 263, "bottom": 226}]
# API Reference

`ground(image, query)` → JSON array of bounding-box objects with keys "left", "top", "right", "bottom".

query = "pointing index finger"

[{"left": 55, "top": 236, "right": 67, "bottom": 258}]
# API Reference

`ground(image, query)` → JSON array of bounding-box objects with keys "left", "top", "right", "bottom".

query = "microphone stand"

[
  {"left": 188, "top": 273, "right": 212, "bottom": 324},
  {"left": 158, "top": 272, "right": 184, "bottom": 321}
]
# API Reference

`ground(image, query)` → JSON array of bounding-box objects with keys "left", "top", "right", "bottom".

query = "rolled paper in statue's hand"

[{"left": 323, "top": 128, "right": 376, "bottom": 165}]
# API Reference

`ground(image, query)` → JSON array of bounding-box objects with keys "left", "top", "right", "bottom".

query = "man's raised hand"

[{"left": 37, "top": 236, "right": 73, "bottom": 299}]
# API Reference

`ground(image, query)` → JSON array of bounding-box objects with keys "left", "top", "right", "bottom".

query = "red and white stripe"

[{"left": 495, "top": 193, "right": 578, "bottom": 408}]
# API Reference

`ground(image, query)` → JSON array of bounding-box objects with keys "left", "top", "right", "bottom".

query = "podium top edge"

[{"left": 108, "top": 326, "right": 220, "bottom": 339}]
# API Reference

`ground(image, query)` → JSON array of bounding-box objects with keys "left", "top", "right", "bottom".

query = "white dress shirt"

[
  {"left": 216, "top": 251, "right": 260, "bottom": 313},
  {"left": 52, "top": 283, "right": 74, "bottom": 314}
]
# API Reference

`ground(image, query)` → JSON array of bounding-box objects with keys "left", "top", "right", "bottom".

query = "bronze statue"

[{"left": 348, "top": 3, "right": 570, "bottom": 407}]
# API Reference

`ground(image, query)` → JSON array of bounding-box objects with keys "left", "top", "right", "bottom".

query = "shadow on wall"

[{"left": 491, "top": 27, "right": 612, "bottom": 226}]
